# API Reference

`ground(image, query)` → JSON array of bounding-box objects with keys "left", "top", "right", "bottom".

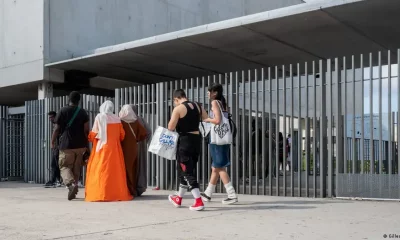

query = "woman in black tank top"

[
  {"left": 176, "top": 101, "right": 200, "bottom": 134},
  {"left": 167, "top": 89, "right": 206, "bottom": 211}
]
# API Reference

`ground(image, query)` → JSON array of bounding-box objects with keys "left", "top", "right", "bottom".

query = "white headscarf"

[
  {"left": 119, "top": 105, "right": 138, "bottom": 123},
  {"left": 92, "top": 100, "right": 119, "bottom": 152}
]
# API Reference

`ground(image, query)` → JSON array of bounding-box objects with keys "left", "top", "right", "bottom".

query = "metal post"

[
  {"left": 261, "top": 68, "right": 266, "bottom": 195},
  {"left": 369, "top": 53, "right": 374, "bottom": 174},
  {"left": 290, "top": 64, "right": 295, "bottom": 197},
  {"left": 275, "top": 66, "right": 280, "bottom": 196},
  {"left": 312, "top": 61, "right": 317, "bottom": 197},
  {"left": 268, "top": 67, "right": 273, "bottom": 196},
  {"left": 282, "top": 66, "right": 287, "bottom": 196},
  {"left": 320, "top": 60, "right": 327, "bottom": 198},
  {"left": 352, "top": 55, "right": 357, "bottom": 174},
  {"left": 305, "top": 62, "right": 310, "bottom": 197},
  {"left": 297, "top": 63, "right": 302, "bottom": 197},
  {"left": 360, "top": 54, "right": 365, "bottom": 174},
  {"left": 241, "top": 71, "right": 246, "bottom": 194}
]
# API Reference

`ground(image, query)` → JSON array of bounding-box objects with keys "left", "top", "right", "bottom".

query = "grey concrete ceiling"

[{"left": 46, "top": 0, "right": 400, "bottom": 84}]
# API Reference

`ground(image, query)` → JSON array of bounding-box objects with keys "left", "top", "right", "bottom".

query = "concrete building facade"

[{"left": 0, "top": 0, "right": 303, "bottom": 105}]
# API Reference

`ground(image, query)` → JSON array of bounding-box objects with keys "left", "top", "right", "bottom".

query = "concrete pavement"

[{"left": 0, "top": 182, "right": 399, "bottom": 240}]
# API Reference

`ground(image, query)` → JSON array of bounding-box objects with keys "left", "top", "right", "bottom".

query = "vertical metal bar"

[
  {"left": 327, "top": 58, "right": 334, "bottom": 198},
  {"left": 268, "top": 67, "right": 273, "bottom": 196},
  {"left": 201, "top": 77, "right": 206, "bottom": 191},
  {"left": 388, "top": 51, "right": 392, "bottom": 175},
  {"left": 360, "top": 54, "right": 365, "bottom": 174},
  {"left": 312, "top": 62, "right": 317, "bottom": 197},
  {"left": 378, "top": 52, "right": 383, "bottom": 174},
  {"left": 125, "top": 87, "right": 129, "bottom": 107},
  {"left": 128, "top": 87, "right": 133, "bottom": 104},
  {"left": 335, "top": 58, "right": 342, "bottom": 197},
  {"left": 297, "top": 63, "right": 302, "bottom": 197},
  {"left": 320, "top": 60, "right": 327, "bottom": 198},
  {"left": 290, "top": 64, "right": 295, "bottom": 197},
  {"left": 115, "top": 89, "right": 120, "bottom": 118},
  {"left": 261, "top": 68, "right": 266, "bottom": 195},
  {"left": 275, "top": 66, "right": 280, "bottom": 196},
  {"left": 398, "top": 49, "right": 400, "bottom": 176},
  {"left": 305, "top": 62, "right": 310, "bottom": 197},
  {"left": 255, "top": 69, "right": 259, "bottom": 195},
  {"left": 207, "top": 76, "right": 212, "bottom": 189},
  {"left": 369, "top": 53, "right": 374, "bottom": 174},
  {"left": 248, "top": 70, "right": 253, "bottom": 195},
  {"left": 282, "top": 65, "right": 286, "bottom": 196},
  {"left": 241, "top": 71, "right": 246, "bottom": 194},
  {"left": 146, "top": 85, "right": 150, "bottom": 185},
  {"left": 151, "top": 84, "right": 156, "bottom": 187},
  {"left": 228, "top": 73, "right": 235, "bottom": 192},
  {"left": 343, "top": 57, "right": 347, "bottom": 174},
  {"left": 194, "top": 77, "right": 200, "bottom": 187},
  {"left": 169, "top": 81, "right": 174, "bottom": 190},
  {"left": 352, "top": 56, "right": 357, "bottom": 174},
  {"left": 235, "top": 72, "right": 240, "bottom": 193}
]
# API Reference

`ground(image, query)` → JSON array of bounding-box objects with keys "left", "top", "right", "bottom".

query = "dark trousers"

[
  {"left": 50, "top": 149, "right": 61, "bottom": 183},
  {"left": 177, "top": 134, "right": 201, "bottom": 191}
]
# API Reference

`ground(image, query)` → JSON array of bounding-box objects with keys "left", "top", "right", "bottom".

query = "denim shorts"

[{"left": 209, "top": 144, "right": 230, "bottom": 168}]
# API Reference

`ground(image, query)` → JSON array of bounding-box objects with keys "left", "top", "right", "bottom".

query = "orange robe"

[{"left": 85, "top": 123, "right": 133, "bottom": 202}]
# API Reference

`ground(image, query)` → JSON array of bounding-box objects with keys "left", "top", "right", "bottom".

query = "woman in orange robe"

[{"left": 85, "top": 101, "right": 133, "bottom": 202}]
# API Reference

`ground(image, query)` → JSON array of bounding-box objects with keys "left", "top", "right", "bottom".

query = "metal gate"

[
  {"left": 0, "top": 106, "right": 24, "bottom": 181},
  {"left": 0, "top": 106, "right": 8, "bottom": 180},
  {"left": 115, "top": 49, "right": 400, "bottom": 199},
  {"left": 24, "top": 95, "right": 112, "bottom": 184}
]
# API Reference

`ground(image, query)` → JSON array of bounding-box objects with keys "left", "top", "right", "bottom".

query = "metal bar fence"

[
  {"left": 0, "top": 106, "right": 24, "bottom": 181},
  {"left": 111, "top": 50, "right": 400, "bottom": 199}
]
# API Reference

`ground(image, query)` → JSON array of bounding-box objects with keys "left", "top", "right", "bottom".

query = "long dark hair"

[{"left": 208, "top": 83, "right": 227, "bottom": 110}]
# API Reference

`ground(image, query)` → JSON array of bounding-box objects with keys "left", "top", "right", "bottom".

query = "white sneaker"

[{"left": 222, "top": 197, "right": 238, "bottom": 205}]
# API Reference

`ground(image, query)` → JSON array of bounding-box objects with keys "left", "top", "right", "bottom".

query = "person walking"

[
  {"left": 51, "top": 91, "right": 89, "bottom": 200},
  {"left": 131, "top": 105, "right": 152, "bottom": 197},
  {"left": 167, "top": 89, "right": 208, "bottom": 211},
  {"left": 201, "top": 83, "right": 238, "bottom": 205},
  {"left": 119, "top": 105, "right": 148, "bottom": 197},
  {"left": 85, "top": 101, "right": 133, "bottom": 202},
  {"left": 44, "top": 111, "right": 61, "bottom": 188}
]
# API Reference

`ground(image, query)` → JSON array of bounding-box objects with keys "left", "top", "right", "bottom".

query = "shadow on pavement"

[{"left": 206, "top": 205, "right": 316, "bottom": 211}]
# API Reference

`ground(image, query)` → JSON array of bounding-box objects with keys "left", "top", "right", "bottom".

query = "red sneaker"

[
  {"left": 189, "top": 198, "right": 205, "bottom": 211},
  {"left": 168, "top": 195, "right": 182, "bottom": 208}
]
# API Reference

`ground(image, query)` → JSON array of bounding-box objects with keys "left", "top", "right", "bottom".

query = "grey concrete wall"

[
  {"left": 48, "top": 0, "right": 303, "bottom": 63},
  {"left": 0, "top": 0, "right": 45, "bottom": 88}
]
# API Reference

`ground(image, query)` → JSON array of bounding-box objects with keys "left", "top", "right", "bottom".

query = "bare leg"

[{"left": 209, "top": 167, "right": 220, "bottom": 185}]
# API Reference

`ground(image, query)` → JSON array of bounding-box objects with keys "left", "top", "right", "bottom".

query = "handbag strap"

[
  {"left": 66, "top": 107, "right": 81, "bottom": 129},
  {"left": 214, "top": 100, "right": 226, "bottom": 119},
  {"left": 126, "top": 122, "right": 137, "bottom": 139}
]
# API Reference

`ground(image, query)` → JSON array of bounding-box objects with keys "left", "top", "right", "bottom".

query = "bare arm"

[
  {"left": 84, "top": 121, "right": 89, "bottom": 136},
  {"left": 51, "top": 125, "right": 60, "bottom": 149},
  {"left": 168, "top": 107, "right": 181, "bottom": 131},
  {"left": 205, "top": 100, "right": 221, "bottom": 125},
  {"left": 201, "top": 105, "right": 208, "bottom": 120}
]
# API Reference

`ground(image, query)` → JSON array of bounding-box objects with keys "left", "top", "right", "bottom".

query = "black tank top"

[{"left": 176, "top": 101, "right": 200, "bottom": 134}]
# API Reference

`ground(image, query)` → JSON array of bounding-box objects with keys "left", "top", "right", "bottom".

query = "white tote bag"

[
  {"left": 210, "top": 101, "right": 232, "bottom": 145},
  {"left": 199, "top": 122, "right": 211, "bottom": 138},
  {"left": 148, "top": 126, "right": 179, "bottom": 160}
]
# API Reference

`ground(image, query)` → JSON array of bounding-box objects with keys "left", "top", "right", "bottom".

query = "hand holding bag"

[
  {"left": 210, "top": 101, "right": 232, "bottom": 145},
  {"left": 148, "top": 126, "right": 179, "bottom": 160}
]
